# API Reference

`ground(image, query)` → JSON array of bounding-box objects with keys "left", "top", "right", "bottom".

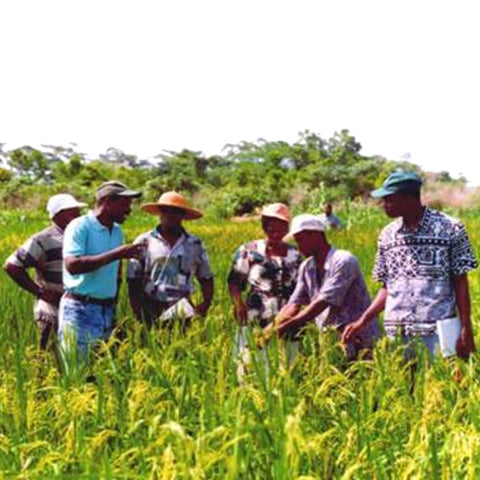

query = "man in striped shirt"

[{"left": 4, "top": 194, "right": 86, "bottom": 350}]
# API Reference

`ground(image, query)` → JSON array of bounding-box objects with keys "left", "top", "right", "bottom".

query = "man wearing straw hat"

[
  {"left": 4, "top": 193, "right": 86, "bottom": 351},
  {"left": 265, "top": 213, "right": 379, "bottom": 359},
  {"left": 127, "top": 191, "right": 214, "bottom": 326},
  {"left": 59, "top": 181, "right": 143, "bottom": 360}
]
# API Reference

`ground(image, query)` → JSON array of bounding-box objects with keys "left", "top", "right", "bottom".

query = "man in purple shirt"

[{"left": 265, "top": 214, "right": 379, "bottom": 359}]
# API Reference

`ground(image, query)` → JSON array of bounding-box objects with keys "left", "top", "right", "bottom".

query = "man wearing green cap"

[{"left": 343, "top": 170, "right": 477, "bottom": 358}]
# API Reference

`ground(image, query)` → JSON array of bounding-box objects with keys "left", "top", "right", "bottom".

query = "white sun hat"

[
  {"left": 282, "top": 214, "right": 327, "bottom": 242},
  {"left": 47, "top": 194, "right": 87, "bottom": 219}
]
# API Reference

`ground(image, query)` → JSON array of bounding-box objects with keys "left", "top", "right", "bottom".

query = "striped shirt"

[{"left": 6, "top": 224, "right": 64, "bottom": 322}]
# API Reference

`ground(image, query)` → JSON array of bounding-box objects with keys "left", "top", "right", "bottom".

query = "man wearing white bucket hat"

[
  {"left": 4, "top": 193, "right": 86, "bottom": 350},
  {"left": 265, "top": 213, "right": 379, "bottom": 359},
  {"left": 127, "top": 191, "right": 213, "bottom": 327}
]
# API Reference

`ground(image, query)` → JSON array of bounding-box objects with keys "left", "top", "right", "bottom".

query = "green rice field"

[{"left": 1, "top": 205, "right": 480, "bottom": 478}]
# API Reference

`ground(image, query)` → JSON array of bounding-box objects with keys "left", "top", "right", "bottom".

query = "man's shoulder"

[
  {"left": 29, "top": 224, "right": 62, "bottom": 244},
  {"left": 330, "top": 248, "right": 359, "bottom": 269},
  {"left": 183, "top": 231, "right": 204, "bottom": 247},
  {"left": 66, "top": 214, "right": 90, "bottom": 231},
  {"left": 378, "top": 218, "right": 402, "bottom": 239},
  {"left": 427, "top": 208, "right": 463, "bottom": 229}
]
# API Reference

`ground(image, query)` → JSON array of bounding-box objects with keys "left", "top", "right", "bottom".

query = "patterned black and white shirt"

[{"left": 373, "top": 207, "right": 477, "bottom": 336}]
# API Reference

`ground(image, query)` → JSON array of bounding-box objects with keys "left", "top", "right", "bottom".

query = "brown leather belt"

[{"left": 65, "top": 292, "right": 115, "bottom": 306}]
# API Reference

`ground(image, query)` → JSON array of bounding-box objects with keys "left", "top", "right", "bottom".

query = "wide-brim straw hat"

[
  {"left": 141, "top": 191, "right": 203, "bottom": 220},
  {"left": 261, "top": 203, "right": 290, "bottom": 223}
]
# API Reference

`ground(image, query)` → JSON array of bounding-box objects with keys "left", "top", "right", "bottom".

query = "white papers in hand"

[{"left": 436, "top": 317, "right": 461, "bottom": 357}]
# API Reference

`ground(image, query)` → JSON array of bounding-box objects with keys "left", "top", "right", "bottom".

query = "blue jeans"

[
  {"left": 390, "top": 333, "right": 440, "bottom": 360},
  {"left": 59, "top": 297, "right": 115, "bottom": 360}
]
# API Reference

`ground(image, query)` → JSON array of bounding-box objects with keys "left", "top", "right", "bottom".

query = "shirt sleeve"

[
  {"left": 287, "top": 263, "right": 310, "bottom": 306},
  {"left": 372, "top": 237, "right": 388, "bottom": 284},
  {"left": 7, "top": 236, "right": 45, "bottom": 269},
  {"left": 195, "top": 241, "right": 213, "bottom": 280},
  {"left": 127, "top": 234, "right": 146, "bottom": 280},
  {"left": 449, "top": 222, "right": 478, "bottom": 276},
  {"left": 63, "top": 218, "right": 87, "bottom": 257},
  {"left": 227, "top": 244, "right": 249, "bottom": 287},
  {"left": 314, "top": 254, "right": 358, "bottom": 307}
]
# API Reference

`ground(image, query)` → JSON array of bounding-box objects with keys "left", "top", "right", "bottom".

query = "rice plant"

[{"left": 0, "top": 207, "right": 479, "bottom": 478}]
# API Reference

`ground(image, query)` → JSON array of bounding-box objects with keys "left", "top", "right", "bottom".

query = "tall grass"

[{"left": 1, "top": 207, "right": 480, "bottom": 478}]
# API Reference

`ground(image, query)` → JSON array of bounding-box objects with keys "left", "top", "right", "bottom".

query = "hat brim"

[
  {"left": 261, "top": 213, "right": 290, "bottom": 223},
  {"left": 141, "top": 203, "right": 203, "bottom": 220},
  {"left": 116, "top": 190, "right": 142, "bottom": 198},
  {"left": 371, "top": 187, "right": 395, "bottom": 199},
  {"left": 282, "top": 226, "right": 326, "bottom": 243}
]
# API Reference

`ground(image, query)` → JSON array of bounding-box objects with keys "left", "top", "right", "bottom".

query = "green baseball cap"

[{"left": 371, "top": 170, "right": 422, "bottom": 198}]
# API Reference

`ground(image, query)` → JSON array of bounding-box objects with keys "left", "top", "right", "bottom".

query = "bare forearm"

[
  {"left": 279, "top": 299, "right": 328, "bottom": 333},
  {"left": 453, "top": 274, "right": 472, "bottom": 330},
  {"left": 200, "top": 278, "right": 214, "bottom": 306},
  {"left": 4, "top": 263, "right": 41, "bottom": 297},
  {"left": 65, "top": 249, "right": 123, "bottom": 274},
  {"left": 128, "top": 279, "right": 144, "bottom": 320},
  {"left": 359, "top": 286, "right": 387, "bottom": 325}
]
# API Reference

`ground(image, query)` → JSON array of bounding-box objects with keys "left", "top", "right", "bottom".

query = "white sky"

[{"left": 1, "top": 1, "right": 479, "bottom": 184}]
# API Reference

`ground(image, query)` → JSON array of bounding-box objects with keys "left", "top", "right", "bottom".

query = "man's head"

[
  {"left": 371, "top": 171, "right": 422, "bottom": 218},
  {"left": 324, "top": 202, "right": 333, "bottom": 216},
  {"left": 96, "top": 181, "right": 142, "bottom": 224},
  {"left": 283, "top": 214, "right": 328, "bottom": 257},
  {"left": 260, "top": 203, "right": 290, "bottom": 244},
  {"left": 47, "top": 194, "right": 87, "bottom": 229}
]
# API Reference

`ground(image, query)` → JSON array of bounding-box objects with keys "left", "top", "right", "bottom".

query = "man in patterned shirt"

[
  {"left": 128, "top": 191, "right": 213, "bottom": 327},
  {"left": 343, "top": 171, "right": 477, "bottom": 358},
  {"left": 4, "top": 194, "right": 86, "bottom": 350}
]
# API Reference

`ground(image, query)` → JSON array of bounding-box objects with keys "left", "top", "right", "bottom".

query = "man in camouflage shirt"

[{"left": 128, "top": 192, "right": 213, "bottom": 327}]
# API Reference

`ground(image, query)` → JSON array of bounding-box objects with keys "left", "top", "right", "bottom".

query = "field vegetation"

[{"left": 1, "top": 203, "right": 480, "bottom": 478}]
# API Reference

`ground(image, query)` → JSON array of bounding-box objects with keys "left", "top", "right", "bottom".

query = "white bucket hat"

[
  {"left": 282, "top": 214, "right": 327, "bottom": 242},
  {"left": 47, "top": 194, "right": 87, "bottom": 219}
]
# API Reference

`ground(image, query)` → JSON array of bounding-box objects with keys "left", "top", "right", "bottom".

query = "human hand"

[
  {"left": 456, "top": 325, "right": 475, "bottom": 358},
  {"left": 341, "top": 318, "right": 366, "bottom": 344},
  {"left": 195, "top": 301, "right": 211, "bottom": 318},
  {"left": 38, "top": 289, "right": 62, "bottom": 306},
  {"left": 117, "top": 243, "right": 145, "bottom": 260}
]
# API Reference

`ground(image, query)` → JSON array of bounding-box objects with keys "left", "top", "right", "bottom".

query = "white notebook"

[{"left": 436, "top": 317, "right": 461, "bottom": 357}]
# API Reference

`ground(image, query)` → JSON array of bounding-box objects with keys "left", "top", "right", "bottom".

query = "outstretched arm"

[{"left": 342, "top": 286, "right": 387, "bottom": 343}]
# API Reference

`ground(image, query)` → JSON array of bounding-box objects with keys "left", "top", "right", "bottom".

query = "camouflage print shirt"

[
  {"left": 228, "top": 239, "right": 302, "bottom": 324},
  {"left": 127, "top": 227, "right": 213, "bottom": 304},
  {"left": 5, "top": 224, "right": 64, "bottom": 324},
  {"left": 373, "top": 207, "right": 477, "bottom": 337}
]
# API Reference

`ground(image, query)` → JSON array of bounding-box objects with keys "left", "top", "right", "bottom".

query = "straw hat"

[
  {"left": 141, "top": 191, "right": 203, "bottom": 220},
  {"left": 261, "top": 203, "right": 290, "bottom": 223}
]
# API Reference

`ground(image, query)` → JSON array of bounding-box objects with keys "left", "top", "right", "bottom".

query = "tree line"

[{"left": 0, "top": 131, "right": 466, "bottom": 217}]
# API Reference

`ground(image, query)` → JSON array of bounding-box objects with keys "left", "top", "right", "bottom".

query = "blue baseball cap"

[{"left": 371, "top": 171, "right": 422, "bottom": 198}]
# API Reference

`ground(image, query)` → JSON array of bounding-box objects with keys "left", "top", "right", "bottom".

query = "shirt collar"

[
  {"left": 87, "top": 211, "right": 117, "bottom": 232},
  {"left": 152, "top": 226, "right": 189, "bottom": 245},
  {"left": 305, "top": 246, "right": 336, "bottom": 273}
]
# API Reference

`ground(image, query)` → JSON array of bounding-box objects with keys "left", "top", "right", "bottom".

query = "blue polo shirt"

[{"left": 63, "top": 212, "right": 124, "bottom": 299}]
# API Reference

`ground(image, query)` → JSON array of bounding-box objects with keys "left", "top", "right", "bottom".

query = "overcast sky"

[{"left": 1, "top": 1, "right": 479, "bottom": 183}]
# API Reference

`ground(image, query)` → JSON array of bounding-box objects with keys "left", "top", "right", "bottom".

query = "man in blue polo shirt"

[{"left": 59, "top": 180, "right": 143, "bottom": 360}]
